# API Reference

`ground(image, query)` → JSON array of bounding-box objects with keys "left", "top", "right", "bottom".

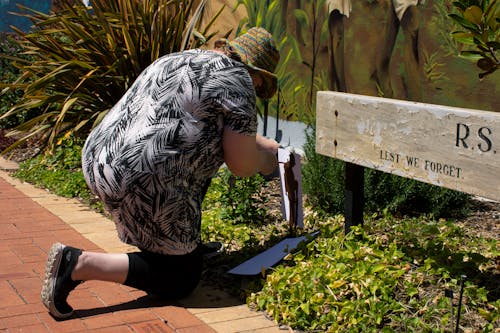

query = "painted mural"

[
  {"left": 290, "top": 0, "right": 499, "bottom": 112},
  {"left": 1, "top": 0, "right": 498, "bottom": 112},
  {"left": 352, "top": 0, "right": 499, "bottom": 112},
  {"left": 0, "top": 0, "right": 89, "bottom": 32}
]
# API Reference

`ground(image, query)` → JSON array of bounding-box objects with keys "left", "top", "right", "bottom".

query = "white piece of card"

[
  {"left": 227, "top": 232, "right": 319, "bottom": 275},
  {"left": 278, "top": 148, "right": 304, "bottom": 228}
]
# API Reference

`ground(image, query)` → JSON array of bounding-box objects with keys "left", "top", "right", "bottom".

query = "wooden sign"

[{"left": 316, "top": 91, "right": 500, "bottom": 202}]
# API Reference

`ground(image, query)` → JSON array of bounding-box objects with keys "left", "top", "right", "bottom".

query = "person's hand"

[
  {"left": 255, "top": 134, "right": 278, "bottom": 175},
  {"left": 256, "top": 134, "right": 279, "bottom": 154},
  {"left": 258, "top": 149, "right": 278, "bottom": 176}
]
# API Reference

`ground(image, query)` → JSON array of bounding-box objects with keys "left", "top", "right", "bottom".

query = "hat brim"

[
  {"left": 223, "top": 38, "right": 278, "bottom": 99},
  {"left": 245, "top": 64, "right": 278, "bottom": 99}
]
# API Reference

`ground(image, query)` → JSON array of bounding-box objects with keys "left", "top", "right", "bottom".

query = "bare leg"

[
  {"left": 371, "top": 3, "right": 399, "bottom": 98},
  {"left": 72, "top": 252, "right": 129, "bottom": 284},
  {"left": 328, "top": 10, "right": 347, "bottom": 92},
  {"left": 400, "top": 5, "right": 422, "bottom": 101},
  {"left": 42, "top": 242, "right": 202, "bottom": 319}
]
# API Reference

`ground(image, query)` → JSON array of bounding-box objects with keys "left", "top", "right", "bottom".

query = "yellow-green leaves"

[
  {"left": 450, "top": 0, "right": 499, "bottom": 78},
  {"left": 464, "top": 5, "right": 484, "bottom": 25},
  {"left": 248, "top": 213, "right": 498, "bottom": 332}
]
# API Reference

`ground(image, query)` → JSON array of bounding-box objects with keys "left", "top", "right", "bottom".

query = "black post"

[
  {"left": 344, "top": 162, "right": 364, "bottom": 234},
  {"left": 275, "top": 89, "right": 282, "bottom": 142},
  {"left": 455, "top": 275, "right": 467, "bottom": 333},
  {"left": 263, "top": 100, "right": 269, "bottom": 136}
]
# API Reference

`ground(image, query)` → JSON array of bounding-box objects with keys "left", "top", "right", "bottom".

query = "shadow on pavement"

[{"left": 73, "top": 284, "right": 244, "bottom": 319}]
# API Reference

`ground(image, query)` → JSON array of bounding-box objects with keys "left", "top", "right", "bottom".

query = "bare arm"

[{"left": 223, "top": 128, "right": 279, "bottom": 177}]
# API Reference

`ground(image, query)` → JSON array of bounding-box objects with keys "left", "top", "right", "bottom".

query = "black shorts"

[{"left": 124, "top": 246, "right": 203, "bottom": 298}]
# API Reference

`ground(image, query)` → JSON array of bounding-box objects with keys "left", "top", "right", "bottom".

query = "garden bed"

[{"left": 200, "top": 177, "right": 499, "bottom": 332}]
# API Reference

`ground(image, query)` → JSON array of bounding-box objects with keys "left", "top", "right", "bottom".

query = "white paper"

[
  {"left": 227, "top": 231, "right": 319, "bottom": 275},
  {"left": 227, "top": 236, "right": 308, "bottom": 275},
  {"left": 278, "top": 148, "right": 304, "bottom": 228}
]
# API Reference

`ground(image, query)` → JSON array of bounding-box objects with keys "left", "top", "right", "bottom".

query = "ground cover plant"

[
  {"left": 247, "top": 212, "right": 499, "bottom": 332},
  {"left": 12, "top": 137, "right": 104, "bottom": 212}
]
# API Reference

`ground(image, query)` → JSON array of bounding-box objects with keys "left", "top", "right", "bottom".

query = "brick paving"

[{"left": 0, "top": 157, "right": 283, "bottom": 333}]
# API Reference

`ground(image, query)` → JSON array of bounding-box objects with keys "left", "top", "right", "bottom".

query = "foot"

[{"left": 41, "top": 243, "right": 83, "bottom": 319}]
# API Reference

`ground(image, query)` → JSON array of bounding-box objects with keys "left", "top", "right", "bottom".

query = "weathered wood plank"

[{"left": 316, "top": 91, "right": 500, "bottom": 201}]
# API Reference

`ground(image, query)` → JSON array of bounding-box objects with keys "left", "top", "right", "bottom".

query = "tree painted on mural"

[{"left": 449, "top": 0, "right": 499, "bottom": 78}]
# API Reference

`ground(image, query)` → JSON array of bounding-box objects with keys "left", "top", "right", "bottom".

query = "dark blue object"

[{"left": 0, "top": 0, "right": 51, "bottom": 32}]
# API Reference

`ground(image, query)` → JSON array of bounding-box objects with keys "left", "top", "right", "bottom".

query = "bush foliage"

[
  {"left": 249, "top": 214, "right": 499, "bottom": 332},
  {"left": 0, "top": 33, "right": 34, "bottom": 129},
  {"left": 13, "top": 137, "right": 96, "bottom": 203},
  {"left": 0, "top": 0, "right": 222, "bottom": 153},
  {"left": 450, "top": 0, "right": 500, "bottom": 78}
]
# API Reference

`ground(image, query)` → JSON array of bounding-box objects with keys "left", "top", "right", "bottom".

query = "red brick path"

[{"left": 0, "top": 177, "right": 216, "bottom": 333}]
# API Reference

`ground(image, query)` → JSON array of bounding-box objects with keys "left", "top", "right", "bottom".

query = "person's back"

[{"left": 82, "top": 49, "right": 257, "bottom": 255}]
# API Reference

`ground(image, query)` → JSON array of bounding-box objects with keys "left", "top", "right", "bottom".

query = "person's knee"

[
  {"left": 150, "top": 279, "right": 200, "bottom": 299},
  {"left": 125, "top": 250, "right": 202, "bottom": 299}
]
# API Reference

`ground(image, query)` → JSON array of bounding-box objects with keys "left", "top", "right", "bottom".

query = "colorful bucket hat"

[{"left": 217, "top": 27, "right": 280, "bottom": 99}]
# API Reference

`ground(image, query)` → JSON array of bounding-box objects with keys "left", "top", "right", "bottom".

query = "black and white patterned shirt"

[{"left": 82, "top": 49, "right": 257, "bottom": 255}]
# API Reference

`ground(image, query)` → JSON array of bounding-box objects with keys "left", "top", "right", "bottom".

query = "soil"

[{"left": 456, "top": 198, "right": 500, "bottom": 242}]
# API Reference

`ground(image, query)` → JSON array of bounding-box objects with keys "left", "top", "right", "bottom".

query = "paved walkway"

[{"left": 0, "top": 156, "right": 283, "bottom": 333}]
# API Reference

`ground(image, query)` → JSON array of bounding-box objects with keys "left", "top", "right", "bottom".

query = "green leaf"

[
  {"left": 449, "top": 13, "right": 481, "bottom": 32},
  {"left": 330, "top": 280, "right": 347, "bottom": 289},
  {"left": 486, "top": 41, "right": 500, "bottom": 50},
  {"left": 452, "top": 1, "right": 468, "bottom": 11},
  {"left": 293, "top": 9, "right": 309, "bottom": 28},
  {"left": 300, "top": 302, "right": 310, "bottom": 315},
  {"left": 371, "top": 264, "right": 386, "bottom": 273},
  {"left": 289, "top": 36, "right": 303, "bottom": 63},
  {"left": 464, "top": 5, "right": 483, "bottom": 25},
  {"left": 477, "top": 56, "right": 495, "bottom": 70}
]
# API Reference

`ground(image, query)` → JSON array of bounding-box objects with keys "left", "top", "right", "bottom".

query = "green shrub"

[
  {"left": 12, "top": 137, "right": 102, "bottom": 211},
  {"left": 250, "top": 214, "right": 499, "bottom": 332},
  {"left": 0, "top": 33, "right": 36, "bottom": 129},
  {"left": 302, "top": 127, "right": 471, "bottom": 218},
  {"left": 0, "top": 0, "right": 222, "bottom": 153},
  {"left": 204, "top": 168, "right": 267, "bottom": 224},
  {"left": 302, "top": 128, "right": 345, "bottom": 213},
  {"left": 249, "top": 223, "right": 408, "bottom": 332}
]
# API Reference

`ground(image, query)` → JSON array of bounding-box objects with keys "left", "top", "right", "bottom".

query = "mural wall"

[
  {"left": 0, "top": 0, "right": 89, "bottom": 32},
  {"left": 2, "top": 0, "right": 498, "bottom": 112},
  {"left": 308, "top": 0, "right": 499, "bottom": 112}
]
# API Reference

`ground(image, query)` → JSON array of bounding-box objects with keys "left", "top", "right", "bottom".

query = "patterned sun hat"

[{"left": 228, "top": 27, "right": 280, "bottom": 99}]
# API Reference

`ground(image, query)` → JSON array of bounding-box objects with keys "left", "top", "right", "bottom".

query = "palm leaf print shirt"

[{"left": 82, "top": 49, "right": 257, "bottom": 255}]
